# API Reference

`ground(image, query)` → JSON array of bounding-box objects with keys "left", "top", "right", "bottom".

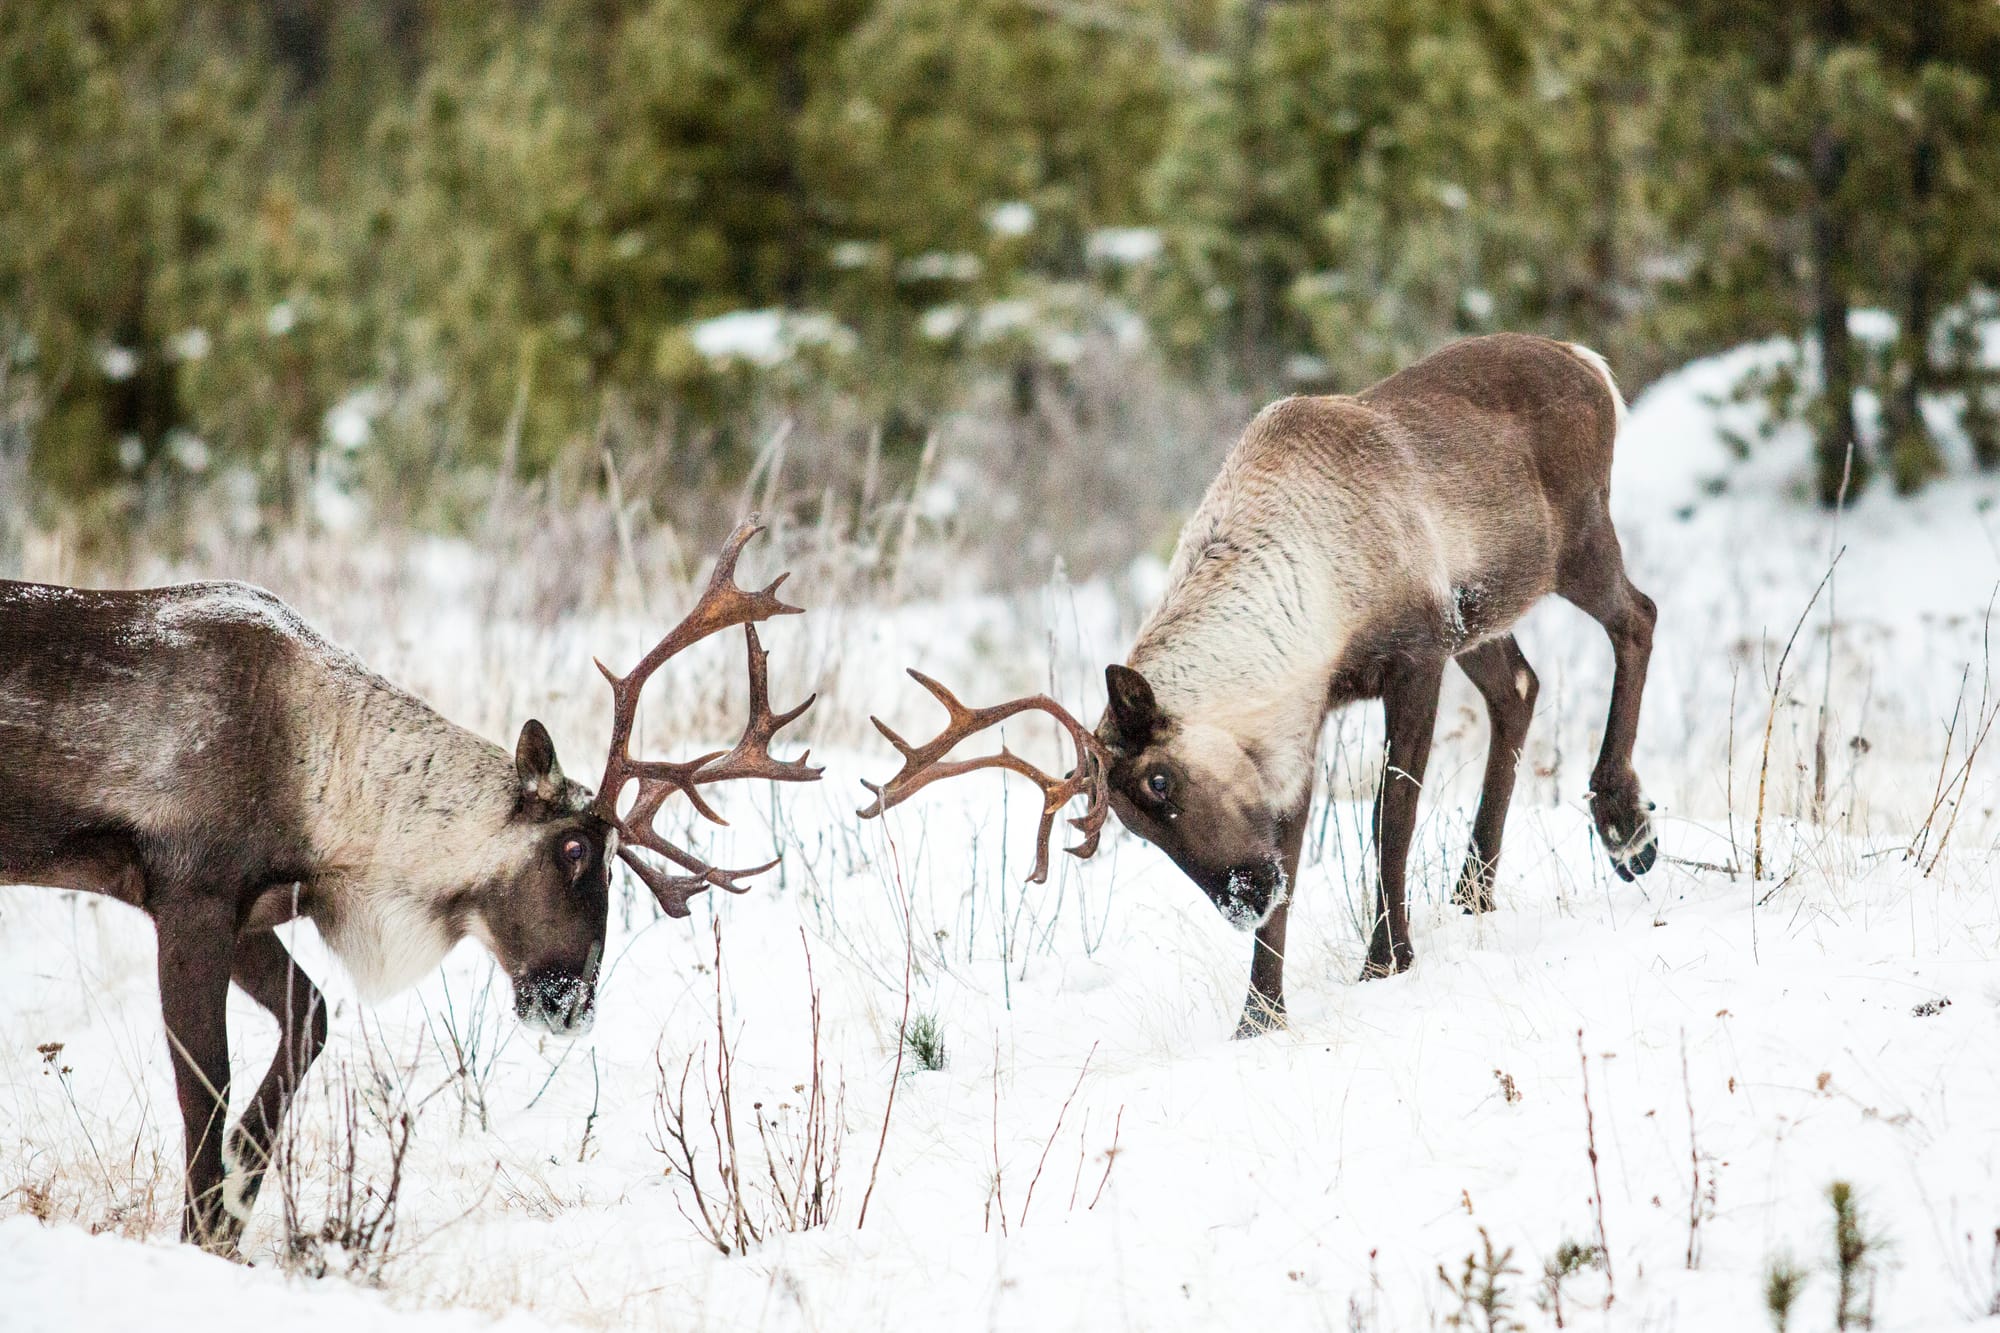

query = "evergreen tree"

[
  {"left": 1661, "top": 0, "right": 2000, "bottom": 504},
  {"left": 0, "top": 2, "right": 277, "bottom": 500}
]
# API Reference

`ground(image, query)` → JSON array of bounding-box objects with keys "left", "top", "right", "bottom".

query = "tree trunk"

[
  {"left": 270, "top": 0, "right": 331, "bottom": 99},
  {"left": 1888, "top": 134, "right": 1942, "bottom": 493},
  {"left": 1586, "top": 75, "right": 1620, "bottom": 335},
  {"left": 1809, "top": 123, "right": 1860, "bottom": 508},
  {"left": 1232, "top": 0, "right": 1277, "bottom": 390},
  {"left": 1888, "top": 4, "right": 1944, "bottom": 494},
  {"left": 0, "top": 337, "right": 24, "bottom": 577},
  {"left": 773, "top": 28, "right": 810, "bottom": 308}
]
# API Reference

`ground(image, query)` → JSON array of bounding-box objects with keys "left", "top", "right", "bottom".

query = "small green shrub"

[{"left": 902, "top": 1013, "right": 946, "bottom": 1072}]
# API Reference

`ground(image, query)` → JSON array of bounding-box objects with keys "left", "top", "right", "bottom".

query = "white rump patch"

[{"left": 1566, "top": 342, "right": 1628, "bottom": 438}]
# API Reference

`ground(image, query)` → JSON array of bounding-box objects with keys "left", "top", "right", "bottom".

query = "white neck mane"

[
  {"left": 292, "top": 648, "right": 523, "bottom": 998},
  {"left": 1127, "top": 450, "right": 1357, "bottom": 795}
]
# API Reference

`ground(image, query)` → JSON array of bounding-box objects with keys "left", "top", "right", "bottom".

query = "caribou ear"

[
  {"left": 515, "top": 719, "right": 564, "bottom": 804},
  {"left": 1103, "top": 664, "right": 1162, "bottom": 750}
]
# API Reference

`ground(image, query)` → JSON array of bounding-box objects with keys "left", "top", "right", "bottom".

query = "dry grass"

[
  {"left": 649, "top": 920, "right": 850, "bottom": 1253},
  {"left": 7, "top": 345, "right": 2000, "bottom": 1331}
]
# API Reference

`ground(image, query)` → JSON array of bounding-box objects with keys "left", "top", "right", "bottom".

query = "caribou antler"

[
  {"left": 858, "top": 670, "right": 1109, "bottom": 884},
  {"left": 593, "top": 517, "right": 820, "bottom": 917}
]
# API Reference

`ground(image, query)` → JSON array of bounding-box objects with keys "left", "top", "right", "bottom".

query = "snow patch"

[
  {"left": 686, "top": 310, "right": 856, "bottom": 368},
  {"left": 1086, "top": 227, "right": 1162, "bottom": 267}
]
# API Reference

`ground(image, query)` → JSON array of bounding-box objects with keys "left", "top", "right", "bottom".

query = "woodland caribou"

[
  {"left": 0, "top": 519, "right": 819, "bottom": 1252},
  {"left": 862, "top": 333, "right": 1658, "bottom": 1034}
]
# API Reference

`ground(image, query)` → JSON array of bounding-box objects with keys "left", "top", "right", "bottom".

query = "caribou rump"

[
  {"left": 863, "top": 333, "right": 1658, "bottom": 1035},
  {"left": 0, "top": 519, "right": 818, "bottom": 1251}
]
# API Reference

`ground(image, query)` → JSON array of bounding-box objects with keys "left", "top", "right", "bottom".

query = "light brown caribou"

[
  {"left": 0, "top": 519, "right": 818, "bottom": 1251},
  {"left": 862, "top": 333, "right": 1658, "bottom": 1035}
]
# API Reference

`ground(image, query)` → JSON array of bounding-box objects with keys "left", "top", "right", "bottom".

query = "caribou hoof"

[
  {"left": 1602, "top": 811, "right": 1658, "bottom": 882},
  {"left": 1451, "top": 881, "right": 1496, "bottom": 915},
  {"left": 1234, "top": 998, "right": 1287, "bottom": 1039},
  {"left": 1358, "top": 950, "right": 1413, "bottom": 982}
]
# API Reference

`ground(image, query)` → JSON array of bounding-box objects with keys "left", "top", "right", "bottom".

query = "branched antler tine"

[
  {"left": 593, "top": 517, "right": 819, "bottom": 906},
  {"left": 870, "top": 715, "right": 917, "bottom": 757},
  {"left": 691, "top": 625, "right": 822, "bottom": 785},
  {"left": 617, "top": 840, "right": 782, "bottom": 919},
  {"left": 1026, "top": 809, "right": 1057, "bottom": 884},
  {"left": 709, "top": 859, "right": 779, "bottom": 892},
  {"left": 1069, "top": 800, "right": 1109, "bottom": 837},
  {"left": 615, "top": 753, "right": 731, "bottom": 827},
  {"left": 856, "top": 778, "right": 890, "bottom": 820},
  {"left": 740, "top": 624, "right": 819, "bottom": 775},
  {"left": 614, "top": 847, "right": 742, "bottom": 919},
  {"left": 765, "top": 691, "right": 815, "bottom": 732},
  {"left": 666, "top": 777, "right": 732, "bottom": 828},
  {"left": 907, "top": 668, "right": 968, "bottom": 714},
  {"left": 594, "top": 517, "right": 781, "bottom": 813},
  {"left": 754, "top": 570, "right": 803, "bottom": 615},
  {"left": 857, "top": 670, "right": 1113, "bottom": 882}
]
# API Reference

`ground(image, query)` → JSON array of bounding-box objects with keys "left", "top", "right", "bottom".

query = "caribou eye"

[
  {"left": 560, "top": 837, "right": 589, "bottom": 867},
  {"left": 1145, "top": 770, "right": 1171, "bottom": 799}
]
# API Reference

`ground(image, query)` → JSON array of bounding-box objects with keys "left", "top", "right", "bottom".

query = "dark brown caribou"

[
  {"left": 0, "top": 519, "right": 818, "bottom": 1252},
  {"left": 861, "top": 334, "right": 1658, "bottom": 1035}
]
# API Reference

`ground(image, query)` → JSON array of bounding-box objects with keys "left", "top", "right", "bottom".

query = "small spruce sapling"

[
  {"left": 1536, "top": 1239, "right": 1605, "bottom": 1329},
  {"left": 1829, "top": 1180, "right": 1883, "bottom": 1331},
  {"left": 902, "top": 1012, "right": 947, "bottom": 1071},
  {"left": 1764, "top": 1253, "right": 1809, "bottom": 1333},
  {"left": 1439, "top": 1227, "right": 1524, "bottom": 1333}
]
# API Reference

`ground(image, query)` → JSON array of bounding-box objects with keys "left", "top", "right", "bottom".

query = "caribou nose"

[
  {"left": 1201, "top": 862, "right": 1287, "bottom": 931},
  {"left": 514, "top": 967, "right": 597, "bottom": 1036}
]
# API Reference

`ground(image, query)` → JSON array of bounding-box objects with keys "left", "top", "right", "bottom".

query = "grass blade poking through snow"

[{"left": 856, "top": 832, "right": 913, "bottom": 1231}]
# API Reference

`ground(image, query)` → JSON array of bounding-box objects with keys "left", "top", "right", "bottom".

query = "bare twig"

[
  {"left": 987, "top": 1033, "right": 1008, "bottom": 1237},
  {"left": 753, "top": 930, "right": 844, "bottom": 1231},
  {"left": 578, "top": 1050, "right": 600, "bottom": 1165},
  {"left": 1067, "top": 1109, "right": 1091, "bottom": 1212},
  {"left": 644, "top": 923, "right": 770, "bottom": 1255},
  {"left": 649, "top": 1049, "right": 734, "bottom": 1254},
  {"left": 708, "top": 921, "right": 755, "bottom": 1251},
  {"left": 1921, "top": 588, "right": 2000, "bottom": 875},
  {"left": 1754, "top": 550, "right": 1843, "bottom": 891},
  {"left": 1017, "top": 1042, "right": 1097, "bottom": 1227},
  {"left": 277, "top": 1059, "right": 415, "bottom": 1285},
  {"left": 1577, "top": 1030, "right": 1614, "bottom": 1307},
  {"left": 1910, "top": 667, "right": 1969, "bottom": 861},
  {"left": 855, "top": 834, "right": 914, "bottom": 1230},
  {"left": 1682, "top": 1030, "right": 1712, "bottom": 1270},
  {"left": 1726, "top": 663, "right": 1741, "bottom": 869},
  {"left": 1813, "top": 432, "right": 1855, "bottom": 824},
  {"left": 1088, "top": 1107, "right": 1125, "bottom": 1210}
]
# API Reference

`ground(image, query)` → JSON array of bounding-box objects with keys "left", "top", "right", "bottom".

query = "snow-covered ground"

[{"left": 6, "top": 343, "right": 2000, "bottom": 1332}]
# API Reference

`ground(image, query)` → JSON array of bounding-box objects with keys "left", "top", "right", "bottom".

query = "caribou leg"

[
  {"left": 1558, "top": 522, "right": 1659, "bottom": 880},
  {"left": 218, "top": 930, "right": 328, "bottom": 1244},
  {"left": 1451, "top": 635, "right": 1539, "bottom": 913},
  {"left": 153, "top": 894, "right": 238, "bottom": 1253},
  {"left": 1362, "top": 660, "right": 1444, "bottom": 979},
  {"left": 1235, "top": 796, "right": 1311, "bottom": 1038}
]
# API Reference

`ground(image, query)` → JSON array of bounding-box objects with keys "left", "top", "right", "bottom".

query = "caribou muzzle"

[
  {"left": 513, "top": 949, "right": 600, "bottom": 1036},
  {"left": 1195, "top": 859, "right": 1288, "bottom": 932}
]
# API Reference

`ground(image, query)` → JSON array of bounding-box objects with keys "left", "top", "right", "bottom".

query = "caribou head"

[
  {"left": 517, "top": 518, "right": 820, "bottom": 1033},
  {"left": 856, "top": 659, "right": 1287, "bottom": 929}
]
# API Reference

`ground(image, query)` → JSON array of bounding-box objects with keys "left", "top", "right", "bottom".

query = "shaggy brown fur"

[
  {"left": 1096, "top": 333, "right": 1657, "bottom": 1034},
  {"left": 1, "top": 579, "right": 612, "bottom": 1251}
]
